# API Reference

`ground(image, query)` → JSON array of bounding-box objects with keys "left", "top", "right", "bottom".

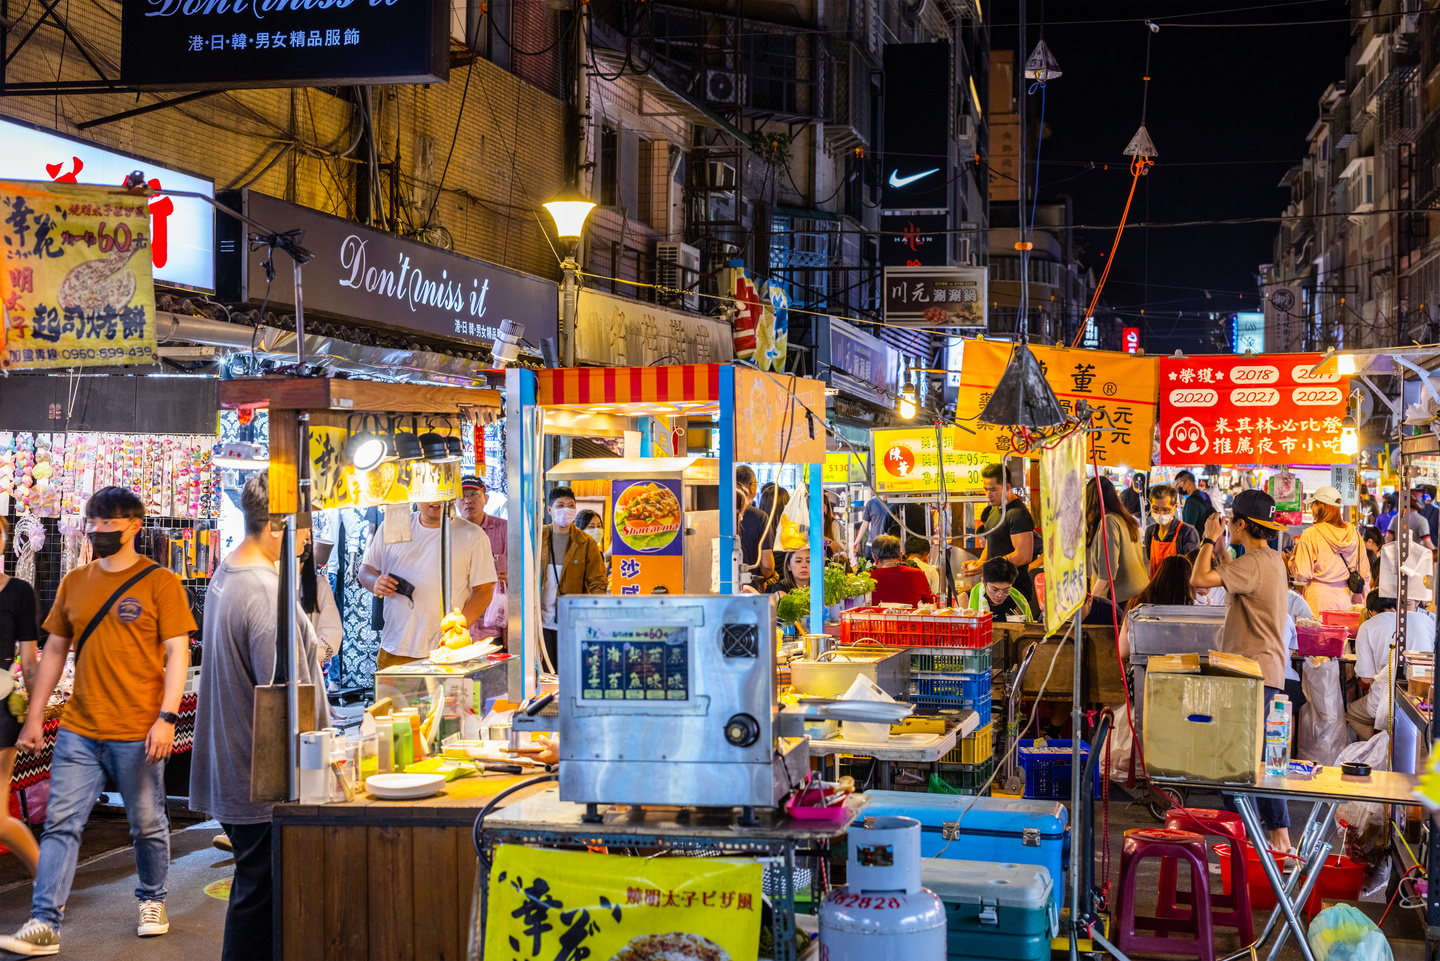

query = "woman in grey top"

[{"left": 1085, "top": 477, "right": 1150, "bottom": 606}]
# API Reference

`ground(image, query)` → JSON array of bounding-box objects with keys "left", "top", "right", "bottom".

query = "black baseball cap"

[
  {"left": 1231, "top": 488, "right": 1287, "bottom": 531},
  {"left": 460, "top": 475, "right": 484, "bottom": 491}
]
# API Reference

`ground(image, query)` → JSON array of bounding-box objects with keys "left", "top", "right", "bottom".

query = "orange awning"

[{"left": 536, "top": 365, "right": 721, "bottom": 407}]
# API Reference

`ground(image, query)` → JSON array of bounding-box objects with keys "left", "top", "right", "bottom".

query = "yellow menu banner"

[
  {"left": 872, "top": 426, "right": 991, "bottom": 494},
  {"left": 955, "top": 339, "right": 1158, "bottom": 468},
  {"left": 484, "top": 846, "right": 762, "bottom": 961},
  {"left": 818, "top": 451, "right": 868, "bottom": 484},
  {"left": 1040, "top": 429, "right": 1088, "bottom": 634},
  {"left": 307, "top": 425, "right": 460, "bottom": 509},
  {"left": 1, "top": 180, "right": 157, "bottom": 369}
]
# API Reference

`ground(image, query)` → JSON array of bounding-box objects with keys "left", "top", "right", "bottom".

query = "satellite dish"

[{"left": 1358, "top": 389, "right": 1374, "bottom": 420}]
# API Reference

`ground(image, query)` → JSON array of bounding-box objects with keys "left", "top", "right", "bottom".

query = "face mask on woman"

[{"left": 586, "top": 527, "right": 604, "bottom": 544}]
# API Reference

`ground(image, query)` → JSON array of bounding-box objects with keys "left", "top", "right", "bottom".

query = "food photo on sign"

[{"left": 1156, "top": 353, "right": 1350, "bottom": 465}]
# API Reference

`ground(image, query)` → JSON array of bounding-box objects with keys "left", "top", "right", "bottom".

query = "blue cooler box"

[
  {"left": 861, "top": 791, "right": 1069, "bottom": 886},
  {"left": 922, "top": 858, "right": 1058, "bottom": 961}
]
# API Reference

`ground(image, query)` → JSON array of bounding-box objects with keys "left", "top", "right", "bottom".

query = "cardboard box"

[{"left": 1143, "top": 651, "right": 1265, "bottom": 784}]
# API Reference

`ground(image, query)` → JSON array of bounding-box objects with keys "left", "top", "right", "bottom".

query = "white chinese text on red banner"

[
  {"left": 1, "top": 180, "right": 157, "bottom": 369},
  {"left": 1156, "top": 353, "right": 1350, "bottom": 465}
]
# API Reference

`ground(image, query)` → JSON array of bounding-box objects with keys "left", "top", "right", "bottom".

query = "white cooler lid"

[{"left": 921, "top": 858, "right": 1053, "bottom": 910}]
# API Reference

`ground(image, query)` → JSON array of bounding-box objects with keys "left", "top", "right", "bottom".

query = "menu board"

[{"left": 580, "top": 625, "right": 690, "bottom": 701}]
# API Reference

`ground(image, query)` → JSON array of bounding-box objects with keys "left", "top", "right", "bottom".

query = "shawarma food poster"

[{"left": 1, "top": 180, "right": 157, "bottom": 370}]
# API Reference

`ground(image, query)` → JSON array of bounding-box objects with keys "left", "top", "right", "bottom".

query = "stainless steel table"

[
  {"left": 1154, "top": 767, "right": 1419, "bottom": 961},
  {"left": 806, "top": 712, "right": 978, "bottom": 789}
]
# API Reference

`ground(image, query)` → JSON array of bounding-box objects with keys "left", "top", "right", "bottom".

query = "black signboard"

[
  {"left": 216, "top": 190, "right": 558, "bottom": 349},
  {"left": 880, "top": 214, "right": 948, "bottom": 267},
  {"left": 121, "top": 0, "right": 448, "bottom": 90},
  {"left": 880, "top": 42, "right": 952, "bottom": 211}
]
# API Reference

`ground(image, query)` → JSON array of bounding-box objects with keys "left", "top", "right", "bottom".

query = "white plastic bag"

[
  {"left": 1335, "top": 733, "right": 1391, "bottom": 879},
  {"left": 1298, "top": 658, "right": 1352, "bottom": 765},
  {"left": 1307, "top": 903, "right": 1392, "bottom": 961},
  {"left": 1102, "top": 703, "right": 1136, "bottom": 783}
]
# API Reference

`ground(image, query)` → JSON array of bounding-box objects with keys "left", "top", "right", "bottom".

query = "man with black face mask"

[{"left": 2, "top": 487, "right": 195, "bottom": 956}]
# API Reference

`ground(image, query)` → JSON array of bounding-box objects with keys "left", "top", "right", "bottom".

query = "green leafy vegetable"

[{"left": 775, "top": 563, "right": 875, "bottom": 626}]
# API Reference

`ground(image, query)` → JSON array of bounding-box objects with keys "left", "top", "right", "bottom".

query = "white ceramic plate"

[{"left": 365, "top": 773, "right": 446, "bottom": 800}]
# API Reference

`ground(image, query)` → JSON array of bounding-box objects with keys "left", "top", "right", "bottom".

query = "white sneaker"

[
  {"left": 0, "top": 918, "right": 60, "bottom": 956},
  {"left": 137, "top": 900, "right": 169, "bottom": 937}
]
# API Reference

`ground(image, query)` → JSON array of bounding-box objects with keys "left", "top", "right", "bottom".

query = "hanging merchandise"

[{"left": 1268, "top": 468, "right": 1305, "bottom": 525}]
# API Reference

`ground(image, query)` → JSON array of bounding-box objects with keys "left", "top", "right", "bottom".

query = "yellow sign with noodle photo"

[{"left": 484, "top": 845, "right": 763, "bottom": 961}]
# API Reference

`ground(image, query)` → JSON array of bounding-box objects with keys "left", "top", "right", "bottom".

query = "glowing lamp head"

[
  {"left": 347, "top": 431, "right": 389, "bottom": 472},
  {"left": 1339, "top": 426, "right": 1358, "bottom": 456},
  {"left": 543, "top": 188, "right": 597, "bottom": 240},
  {"left": 1337, "top": 353, "right": 1356, "bottom": 376},
  {"left": 898, "top": 385, "right": 918, "bottom": 421}
]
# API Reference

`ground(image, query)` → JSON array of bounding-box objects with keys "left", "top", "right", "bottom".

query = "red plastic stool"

[
  {"left": 1115, "top": 828, "right": 1216, "bottom": 961},
  {"left": 1157, "top": 808, "right": 1254, "bottom": 942}
]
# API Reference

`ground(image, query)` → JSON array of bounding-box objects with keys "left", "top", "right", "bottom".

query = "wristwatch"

[
  {"left": 1202, "top": 537, "right": 1216, "bottom": 547},
  {"left": 157, "top": 711, "right": 180, "bottom": 725}
]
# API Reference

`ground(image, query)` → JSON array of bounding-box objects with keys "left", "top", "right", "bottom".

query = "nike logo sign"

[{"left": 888, "top": 168, "right": 940, "bottom": 188}]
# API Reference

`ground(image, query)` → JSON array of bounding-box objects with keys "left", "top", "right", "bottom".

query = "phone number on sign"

[{"left": 58, "top": 346, "right": 154, "bottom": 361}]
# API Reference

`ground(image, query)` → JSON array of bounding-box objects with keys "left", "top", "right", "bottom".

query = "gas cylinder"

[{"left": 818, "top": 815, "right": 946, "bottom": 960}]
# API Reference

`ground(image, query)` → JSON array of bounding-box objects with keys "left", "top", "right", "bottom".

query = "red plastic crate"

[
  {"left": 1215, "top": 843, "right": 1362, "bottom": 917},
  {"left": 1296, "top": 624, "right": 1346, "bottom": 657},
  {"left": 840, "top": 607, "right": 992, "bottom": 649},
  {"left": 1319, "top": 609, "right": 1362, "bottom": 637}
]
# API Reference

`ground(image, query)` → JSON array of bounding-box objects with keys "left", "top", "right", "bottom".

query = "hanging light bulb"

[
  {"left": 1340, "top": 423, "right": 1358, "bottom": 456},
  {"left": 898, "top": 385, "right": 918, "bottom": 421}
]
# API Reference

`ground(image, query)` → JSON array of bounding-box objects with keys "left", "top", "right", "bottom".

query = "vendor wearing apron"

[
  {"left": 1141, "top": 483, "right": 1201, "bottom": 577},
  {"left": 966, "top": 557, "right": 1034, "bottom": 622},
  {"left": 1190, "top": 488, "right": 1294, "bottom": 854}
]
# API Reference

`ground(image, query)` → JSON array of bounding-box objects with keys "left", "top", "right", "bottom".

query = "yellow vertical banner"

[
  {"left": 1, "top": 180, "right": 157, "bottom": 369},
  {"left": 1041, "top": 430, "right": 1088, "bottom": 634},
  {"left": 484, "top": 845, "right": 763, "bottom": 961}
]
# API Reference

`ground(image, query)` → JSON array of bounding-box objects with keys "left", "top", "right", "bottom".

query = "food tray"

[
  {"left": 841, "top": 607, "right": 993, "bottom": 649},
  {"left": 1296, "top": 624, "right": 1346, "bottom": 657}
]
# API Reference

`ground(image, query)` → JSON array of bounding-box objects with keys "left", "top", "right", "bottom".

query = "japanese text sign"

[
  {"left": 955, "top": 340, "right": 1159, "bottom": 468},
  {"left": 307, "top": 425, "right": 459, "bottom": 509},
  {"left": 1, "top": 180, "right": 157, "bottom": 370},
  {"left": 1041, "top": 430, "right": 1088, "bottom": 634},
  {"left": 883, "top": 265, "right": 987, "bottom": 327},
  {"left": 871, "top": 427, "right": 989, "bottom": 495},
  {"left": 484, "top": 846, "right": 762, "bottom": 961},
  {"left": 1157, "top": 353, "right": 1350, "bottom": 465}
]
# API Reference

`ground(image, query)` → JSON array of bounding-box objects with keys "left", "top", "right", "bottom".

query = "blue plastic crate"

[
  {"left": 906, "top": 695, "right": 991, "bottom": 727},
  {"left": 1016, "top": 739, "right": 1101, "bottom": 801},
  {"left": 909, "top": 670, "right": 992, "bottom": 701}
]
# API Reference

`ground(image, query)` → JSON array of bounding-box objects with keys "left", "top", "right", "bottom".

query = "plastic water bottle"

[{"left": 1264, "top": 699, "right": 1291, "bottom": 777}]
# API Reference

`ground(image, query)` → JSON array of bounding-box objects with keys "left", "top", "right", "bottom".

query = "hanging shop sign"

[
  {"left": 870, "top": 427, "right": 989, "bottom": 495},
  {"left": 1040, "top": 429, "right": 1088, "bottom": 634},
  {"left": 881, "top": 42, "right": 951, "bottom": 211},
  {"left": 955, "top": 339, "right": 1159, "bottom": 468},
  {"left": 218, "top": 190, "right": 558, "bottom": 350},
  {"left": 574, "top": 289, "right": 733, "bottom": 367},
  {"left": 484, "top": 846, "right": 762, "bottom": 961},
  {"left": 1157, "top": 353, "right": 1350, "bottom": 466},
  {"left": 883, "top": 265, "right": 986, "bottom": 328},
  {"left": 1, "top": 180, "right": 158, "bottom": 370},
  {"left": 733, "top": 369, "right": 826, "bottom": 464},
  {"left": 1330, "top": 464, "right": 1359, "bottom": 504},
  {"left": 609, "top": 479, "right": 685, "bottom": 595},
  {"left": 120, "top": 0, "right": 448, "bottom": 90},
  {"left": 725, "top": 266, "right": 788, "bottom": 372},
  {"left": 0, "top": 117, "right": 215, "bottom": 293},
  {"left": 880, "top": 214, "right": 948, "bottom": 267},
  {"left": 1233, "top": 312, "right": 1265, "bottom": 353},
  {"left": 817, "top": 316, "right": 902, "bottom": 407},
  {"left": 1122, "top": 327, "right": 1140, "bottom": 354},
  {"left": 307, "top": 425, "right": 460, "bottom": 510},
  {"left": 819, "top": 451, "right": 869, "bottom": 484}
]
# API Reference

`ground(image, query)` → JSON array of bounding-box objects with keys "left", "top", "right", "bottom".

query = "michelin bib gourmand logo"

[{"left": 1165, "top": 417, "right": 1210, "bottom": 458}]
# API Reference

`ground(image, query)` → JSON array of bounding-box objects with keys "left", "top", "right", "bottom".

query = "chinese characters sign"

[
  {"left": 883, "top": 266, "right": 987, "bottom": 327},
  {"left": 121, "top": 0, "right": 448, "bottom": 90},
  {"left": 1, "top": 181, "right": 156, "bottom": 370},
  {"left": 1041, "top": 430, "right": 1088, "bottom": 634},
  {"left": 306, "top": 425, "right": 460, "bottom": 509},
  {"left": 609, "top": 479, "right": 685, "bottom": 595},
  {"left": 821, "top": 315, "right": 903, "bottom": 407},
  {"left": 1157, "top": 353, "right": 1350, "bottom": 466},
  {"left": 871, "top": 427, "right": 989, "bottom": 495},
  {"left": 580, "top": 625, "right": 689, "bottom": 700},
  {"left": 485, "top": 846, "right": 761, "bottom": 961},
  {"left": 955, "top": 340, "right": 1159, "bottom": 468}
]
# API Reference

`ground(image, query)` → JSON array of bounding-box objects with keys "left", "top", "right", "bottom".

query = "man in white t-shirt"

[
  {"left": 359, "top": 501, "right": 497, "bottom": 670},
  {"left": 1347, "top": 596, "right": 1436, "bottom": 738}
]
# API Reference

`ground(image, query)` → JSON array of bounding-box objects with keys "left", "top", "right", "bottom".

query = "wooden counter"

[{"left": 273, "top": 772, "right": 550, "bottom": 961}]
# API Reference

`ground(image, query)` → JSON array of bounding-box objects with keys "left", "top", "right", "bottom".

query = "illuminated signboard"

[{"left": 0, "top": 117, "right": 214, "bottom": 292}]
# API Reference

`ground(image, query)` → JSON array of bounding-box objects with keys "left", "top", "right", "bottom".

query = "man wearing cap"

[
  {"left": 1191, "top": 488, "right": 1294, "bottom": 852},
  {"left": 1290, "top": 485, "right": 1368, "bottom": 615},
  {"left": 456, "top": 475, "right": 507, "bottom": 643}
]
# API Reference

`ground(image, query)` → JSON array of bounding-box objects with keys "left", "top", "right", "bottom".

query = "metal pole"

[
  {"left": 293, "top": 258, "right": 306, "bottom": 369},
  {"left": 441, "top": 499, "right": 453, "bottom": 615},
  {"left": 1069, "top": 606, "right": 1082, "bottom": 960},
  {"left": 282, "top": 515, "right": 300, "bottom": 800},
  {"left": 560, "top": 262, "right": 578, "bottom": 367},
  {"left": 808, "top": 463, "right": 824, "bottom": 634}
]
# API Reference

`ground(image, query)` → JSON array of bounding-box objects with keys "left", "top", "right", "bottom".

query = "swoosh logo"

[{"left": 888, "top": 168, "right": 940, "bottom": 188}]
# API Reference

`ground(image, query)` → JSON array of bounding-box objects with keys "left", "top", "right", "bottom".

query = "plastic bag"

[
  {"left": 482, "top": 579, "right": 508, "bottom": 631},
  {"left": 1298, "top": 658, "right": 1352, "bottom": 765},
  {"left": 1336, "top": 734, "right": 1391, "bottom": 876},
  {"left": 1102, "top": 703, "right": 1137, "bottom": 783},
  {"left": 1307, "top": 903, "right": 1392, "bottom": 961}
]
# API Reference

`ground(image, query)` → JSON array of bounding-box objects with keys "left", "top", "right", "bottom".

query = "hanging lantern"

[
  {"left": 1024, "top": 39, "right": 1062, "bottom": 82},
  {"left": 1123, "top": 125, "right": 1158, "bottom": 159},
  {"left": 977, "top": 344, "right": 1066, "bottom": 429}
]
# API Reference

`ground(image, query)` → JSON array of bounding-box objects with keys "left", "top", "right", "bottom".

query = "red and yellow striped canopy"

[{"left": 536, "top": 364, "right": 721, "bottom": 407}]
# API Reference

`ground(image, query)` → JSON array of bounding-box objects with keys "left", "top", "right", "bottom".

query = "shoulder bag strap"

[{"left": 73, "top": 563, "right": 161, "bottom": 661}]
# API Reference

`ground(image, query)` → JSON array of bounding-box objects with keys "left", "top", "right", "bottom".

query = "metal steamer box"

[{"left": 557, "top": 594, "right": 794, "bottom": 808}]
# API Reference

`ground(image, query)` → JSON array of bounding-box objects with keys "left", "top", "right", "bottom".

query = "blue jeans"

[{"left": 32, "top": 729, "right": 169, "bottom": 930}]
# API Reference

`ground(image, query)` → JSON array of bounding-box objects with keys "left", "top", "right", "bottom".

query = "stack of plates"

[{"left": 365, "top": 773, "right": 446, "bottom": 800}]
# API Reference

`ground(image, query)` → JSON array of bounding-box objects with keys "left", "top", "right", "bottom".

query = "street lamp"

[{"left": 544, "top": 186, "right": 597, "bottom": 368}]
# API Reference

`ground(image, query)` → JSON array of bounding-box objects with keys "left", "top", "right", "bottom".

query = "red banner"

[
  {"left": 1157, "top": 353, "right": 1350, "bottom": 465},
  {"left": 1122, "top": 327, "right": 1139, "bottom": 353}
]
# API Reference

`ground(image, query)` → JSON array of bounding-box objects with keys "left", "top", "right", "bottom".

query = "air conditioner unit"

[
  {"left": 707, "top": 160, "right": 738, "bottom": 189},
  {"left": 656, "top": 242, "right": 701, "bottom": 311},
  {"left": 704, "top": 69, "right": 744, "bottom": 105}
]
